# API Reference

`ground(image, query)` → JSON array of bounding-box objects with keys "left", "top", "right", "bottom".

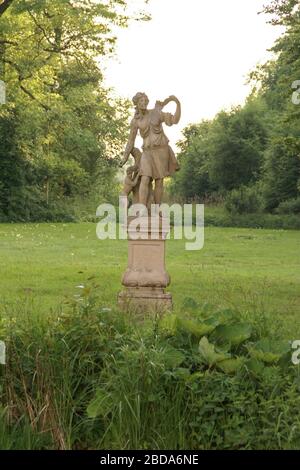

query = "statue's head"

[{"left": 132, "top": 92, "right": 149, "bottom": 113}]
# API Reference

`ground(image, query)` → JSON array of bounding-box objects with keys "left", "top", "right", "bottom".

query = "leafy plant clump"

[
  {"left": 1, "top": 287, "right": 300, "bottom": 450},
  {"left": 86, "top": 299, "right": 300, "bottom": 450}
]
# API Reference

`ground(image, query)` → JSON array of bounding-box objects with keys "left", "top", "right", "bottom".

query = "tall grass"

[{"left": 1, "top": 285, "right": 300, "bottom": 450}]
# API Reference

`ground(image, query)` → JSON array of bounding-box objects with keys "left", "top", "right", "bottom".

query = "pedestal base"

[
  {"left": 118, "top": 287, "right": 172, "bottom": 314},
  {"left": 118, "top": 215, "right": 173, "bottom": 315}
]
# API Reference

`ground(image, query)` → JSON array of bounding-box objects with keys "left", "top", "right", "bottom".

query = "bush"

[
  {"left": 87, "top": 304, "right": 300, "bottom": 450},
  {"left": 0, "top": 286, "right": 130, "bottom": 449},
  {"left": 1, "top": 286, "right": 300, "bottom": 450},
  {"left": 276, "top": 197, "right": 300, "bottom": 215},
  {"left": 225, "top": 185, "right": 263, "bottom": 215},
  {"left": 194, "top": 204, "right": 300, "bottom": 230}
]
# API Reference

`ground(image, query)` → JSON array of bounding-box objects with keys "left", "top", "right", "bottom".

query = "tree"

[
  {"left": 171, "top": 99, "right": 269, "bottom": 201},
  {"left": 251, "top": 0, "right": 300, "bottom": 210},
  {"left": 0, "top": 107, "right": 28, "bottom": 221},
  {"left": 262, "top": 136, "right": 300, "bottom": 210},
  {"left": 0, "top": 0, "right": 149, "bottom": 220},
  {"left": 208, "top": 100, "right": 268, "bottom": 191},
  {"left": 262, "top": 0, "right": 299, "bottom": 26},
  {"left": 170, "top": 121, "right": 216, "bottom": 201},
  {"left": 0, "top": 0, "right": 14, "bottom": 17},
  {"left": 170, "top": 0, "right": 300, "bottom": 212}
]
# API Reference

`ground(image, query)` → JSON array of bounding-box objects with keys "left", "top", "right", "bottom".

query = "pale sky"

[{"left": 103, "top": 0, "right": 284, "bottom": 147}]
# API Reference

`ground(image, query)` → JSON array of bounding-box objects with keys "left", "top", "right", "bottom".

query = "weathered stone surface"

[
  {"left": 118, "top": 216, "right": 172, "bottom": 313},
  {"left": 120, "top": 92, "right": 181, "bottom": 207},
  {"left": 118, "top": 92, "right": 182, "bottom": 314},
  {"left": 118, "top": 287, "right": 172, "bottom": 315}
]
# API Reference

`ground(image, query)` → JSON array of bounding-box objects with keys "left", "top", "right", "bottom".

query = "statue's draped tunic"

[{"left": 133, "top": 107, "right": 179, "bottom": 180}]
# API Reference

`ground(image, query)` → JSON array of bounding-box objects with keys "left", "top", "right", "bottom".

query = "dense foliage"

[
  {"left": 1, "top": 1, "right": 299, "bottom": 223},
  {"left": 171, "top": 0, "right": 300, "bottom": 218},
  {"left": 0, "top": 0, "right": 149, "bottom": 221},
  {"left": 1, "top": 284, "right": 300, "bottom": 450}
]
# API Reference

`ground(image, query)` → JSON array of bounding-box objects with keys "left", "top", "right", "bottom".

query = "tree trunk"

[{"left": 0, "top": 0, "right": 14, "bottom": 18}]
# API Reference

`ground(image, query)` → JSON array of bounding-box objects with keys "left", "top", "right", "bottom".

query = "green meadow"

[
  {"left": 1, "top": 221, "right": 300, "bottom": 450},
  {"left": 1, "top": 223, "right": 299, "bottom": 335},
  {"left": 2, "top": 0, "right": 300, "bottom": 451}
]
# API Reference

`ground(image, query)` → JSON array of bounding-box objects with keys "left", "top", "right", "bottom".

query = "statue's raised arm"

[{"left": 157, "top": 95, "right": 181, "bottom": 125}]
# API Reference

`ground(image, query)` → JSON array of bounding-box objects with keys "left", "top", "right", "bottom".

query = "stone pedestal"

[{"left": 118, "top": 216, "right": 172, "bottom": 313}]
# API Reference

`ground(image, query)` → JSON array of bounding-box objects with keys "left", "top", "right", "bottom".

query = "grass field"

[
  {"left": 0, "top": 222, "right": 299, "bottom": 335},
  {"left": 1, "top": 221, "right": 300, "bottom": 450}
]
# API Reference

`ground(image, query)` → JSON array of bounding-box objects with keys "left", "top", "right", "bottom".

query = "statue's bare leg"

[
  {"left": 139, "top": 175, "right": 151, "bottom": 209},
  {"left": 154, "top": 178, "right": 164, "bottom": 205},
  {"left": 146, "top": 179, "right": 153, "bottom": 210}
]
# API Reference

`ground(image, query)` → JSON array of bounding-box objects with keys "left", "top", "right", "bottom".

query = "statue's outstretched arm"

[
  {"left": 159, "top": 95, "right": 181, "bottom": 125},
  {"left": 120, "top": 120, "right": 138, "bottom": 167}
]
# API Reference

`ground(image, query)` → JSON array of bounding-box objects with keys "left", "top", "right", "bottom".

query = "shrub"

[
  {"left": 86, "top": 304, "right": 300, "bottom": 449},
  {"left": 276, "top": 197, "right": 300, "bottom": 215},
  {"left": 225, "top": 185, "right": 263, "bottom": 215},
  {"left": 1, "top": 287, "right": 300, "bottom": 450}
]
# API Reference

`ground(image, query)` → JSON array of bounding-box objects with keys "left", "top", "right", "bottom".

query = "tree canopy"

[
  {"left": 0, "top": 0, "right": 149, "bottom": 221},
  {"left": 171, "top": 0, "right": 300, "bottom": 215}
]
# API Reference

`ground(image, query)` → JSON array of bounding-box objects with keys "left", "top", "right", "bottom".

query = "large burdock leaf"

[
  {"left": 245, "top": 358, "right": 266, "bottom": 377},
  {"left": 198, "top": 337, "right": 231, "bottom": 366},
  {"left": 208, "top": 308, "right": 235, "bottom": 325},
  {"left": 87, "top": 389, "right": 113, "bottom": 419},
  {"left": 159, "top": 314, "right": 178, "bottom": 336},
  {"left": 210, "top": 322, "right": 253, "bottom": 347},
  {"left": 217, "top": 357, "right": 245, "bottom": 374},
  {"left": 248, "top": 338, "right": 290, "bottom": 364},
  {"left": 178, "top": 317, "right": 218, "bottom": 338},
  {"left": 159, "top": 314, "right": 219, "bottom": 339},
  {"left": 161, "top": 346, "right": 186, "bottom": 368}
]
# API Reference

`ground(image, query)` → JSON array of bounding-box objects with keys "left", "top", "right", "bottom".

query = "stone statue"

[
  {"left": 118, "top": 93, "right": 181, "bottom": 313},
  {"left": 120, "top": 93, "right": 181, "bottom": 208},
  {"left": 121, "top": 147, "right": 142, "bottom": 204},
  {"left": 121, "top": 147, "right": 153, "bottom": 207}
]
